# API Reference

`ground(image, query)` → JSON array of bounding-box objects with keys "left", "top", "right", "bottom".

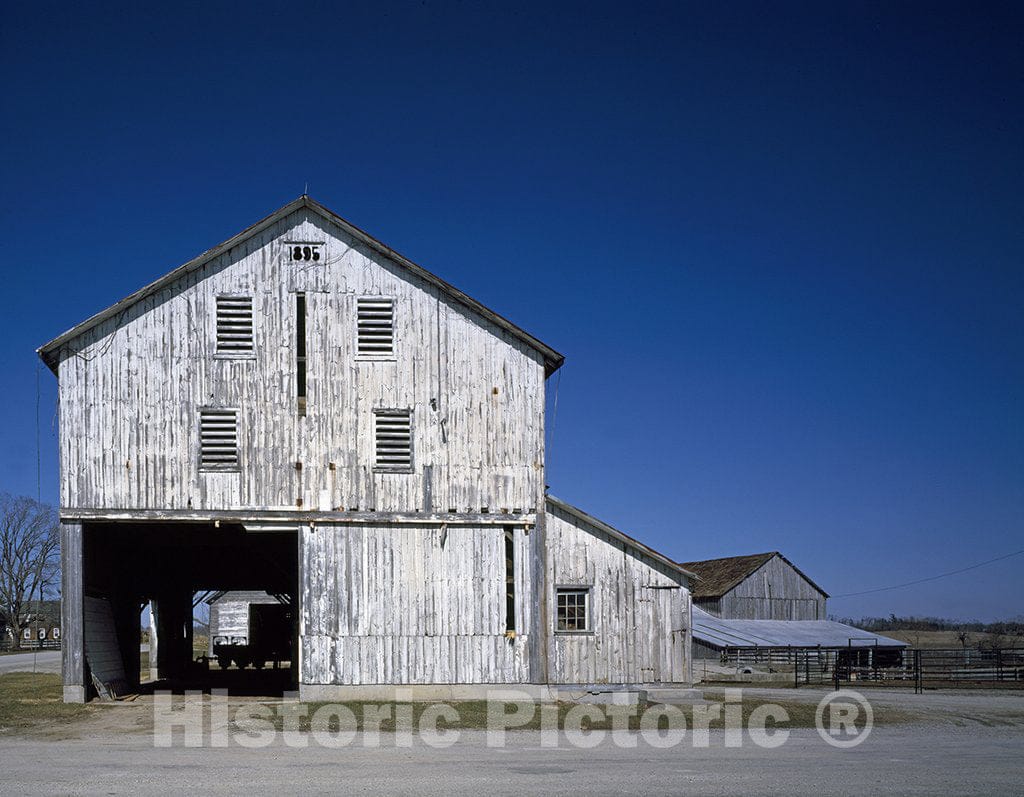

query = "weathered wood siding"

[
  {"left": 301, "top": 523, "right": 533, "bottom": 684},
  {"left": 55, "top": 208, "right": 546, "bottom": 515},
  {"left": 709, "top": 556, "right": 826, "bottom": 620},
  {"left": 83, "top": 596, "right": 126, "bottom": 689},
  {"left": 545, "top": 505, "right": 690, "bottom": 685}
]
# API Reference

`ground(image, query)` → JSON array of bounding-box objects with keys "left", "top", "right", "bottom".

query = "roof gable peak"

[{"left": 37, "top": 195, "right": 564, "bottom": 376}]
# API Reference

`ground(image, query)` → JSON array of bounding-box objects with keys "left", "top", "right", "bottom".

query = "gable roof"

[
  {"left": 546, "top": 496, "right": 696, "bottom": 581},
  {"left": 37, "top": 195, "right": 565, "bottom": 376},
  {"left": 679, "top": 552, "right": 829, "bottom": 599},
  {"left": 205, "top": 590, "right": 287, "bottom": 606}
]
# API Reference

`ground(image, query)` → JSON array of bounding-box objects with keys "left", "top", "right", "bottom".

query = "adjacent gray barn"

[{"left": 680, "top": 552, "right": 827, "bottom": 621}]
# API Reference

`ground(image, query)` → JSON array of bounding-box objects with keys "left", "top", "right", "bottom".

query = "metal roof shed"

[{"left": 691, "top": 606, "right": 908, "bottom": 651}]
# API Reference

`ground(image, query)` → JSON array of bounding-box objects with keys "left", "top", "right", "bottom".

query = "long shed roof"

[
  {"left": 37, "top": 195, "right": 565, "bottom": 376},
  {"left": 546, "top": 496, "right": 696, "bottom": 581},
  {"left": 691, "top": 606, "right": 907, "bottom": 649}
]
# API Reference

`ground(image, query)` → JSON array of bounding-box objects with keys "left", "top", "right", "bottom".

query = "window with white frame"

[{"left": 555, "top": 587, "right": 591, "bottom": 632}]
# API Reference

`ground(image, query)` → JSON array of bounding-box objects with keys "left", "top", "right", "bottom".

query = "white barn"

[{"left": 40, "top": 196, "right": 694, "bottom": 701}]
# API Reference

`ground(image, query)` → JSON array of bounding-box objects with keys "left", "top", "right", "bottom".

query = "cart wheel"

[
  {"left": 234, "top": 657, "right": 248, "bottom": 669},
  {"left": 253, "top": 659, "right": 265, "bottom": 670},
  {"left": 217, "top": 656, "right": 231, "bottom": 670}
]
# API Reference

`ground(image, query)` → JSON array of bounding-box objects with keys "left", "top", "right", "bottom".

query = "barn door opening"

[
  {"left": 638, "top": 585, "right": 686, "bottom": 684},
  {"left": 81, "top": 521, "right": 299, "bottom": 699}
]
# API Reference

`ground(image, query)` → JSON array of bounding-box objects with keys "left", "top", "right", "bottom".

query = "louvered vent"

[
  {"left": 357, "top": 297, "right": 394, "bottom": 356},
  {"left": 216, "top": 296, "right": 254, "bottom": 353},
  {"left": 199, "top": 409, "right": 239, "bottom": 470},
  {"left": 374, "top": 410, "right": 412, "bottom": 470}
]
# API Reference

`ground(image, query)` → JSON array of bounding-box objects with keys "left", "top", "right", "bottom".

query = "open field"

[{"left": 881, "top": 629, "right": 1017, "bottom": 649}]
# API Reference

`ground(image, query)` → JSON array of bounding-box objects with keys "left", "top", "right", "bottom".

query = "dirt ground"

[
  {"left": 2, "top": 693, "right": 1024, "bottom": 796},
  {"left": 8, "top": 680, "right": 1024, "bottom": 742}
]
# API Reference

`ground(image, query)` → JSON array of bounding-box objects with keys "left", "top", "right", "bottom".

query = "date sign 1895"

[{"left": 289, "top": 243, "right": 321, "bottom": 262}]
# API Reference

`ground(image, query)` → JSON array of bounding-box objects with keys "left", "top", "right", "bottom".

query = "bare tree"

[{"left": 0, "top": 494, "right": 60, "bottom": 649}]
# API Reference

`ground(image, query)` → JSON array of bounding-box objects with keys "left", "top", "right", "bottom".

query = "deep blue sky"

[{"left": 2, "top": 2, "right": 1021, "bottom": 621}]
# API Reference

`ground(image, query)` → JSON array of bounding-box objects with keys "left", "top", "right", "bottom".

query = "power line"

[
  {"left": 832, "top": 548, "right": 1024, "bottom": 598},
  {"left": 36, "top": 360, "right": 41, "bottom": 502}
]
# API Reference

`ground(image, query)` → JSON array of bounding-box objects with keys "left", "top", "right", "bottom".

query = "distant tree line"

[
  {"left": 832, "top": 614, "right": 1024, "bottom": 634},
  {"left": 0, "top": 493, "right": 60, "bottom": 648},
  {"left": 832, "top": 613, "right": 1024, "bottom": 650}
]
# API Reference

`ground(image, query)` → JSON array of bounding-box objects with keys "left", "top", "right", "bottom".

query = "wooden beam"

[{"left": 60, "top": 508, "right": 537, "bottom": 526}]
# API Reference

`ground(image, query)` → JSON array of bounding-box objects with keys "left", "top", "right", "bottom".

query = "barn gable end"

[
  {"left": 42, "top": 197, "right": 694, "bottom": 702},
  {"left": 680, "top": 552, "right": 827, "bottom": 621}
]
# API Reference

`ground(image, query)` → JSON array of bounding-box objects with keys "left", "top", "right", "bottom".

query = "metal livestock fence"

[{"left": 779, "top": 647, "right": 1024, "bottom": 690}]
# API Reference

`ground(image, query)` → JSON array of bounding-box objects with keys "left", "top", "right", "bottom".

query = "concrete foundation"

[
  {"left": 299, "top": 683, "right": 559, "bottom": 702},
  {"left": 298, "top": 683, "right": 701, "bottom": 704}
]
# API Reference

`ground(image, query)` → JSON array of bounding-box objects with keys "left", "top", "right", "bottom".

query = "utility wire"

[
  {"left": 832, "top": 548, "right": 1024, "bottom": 598},
  {"left": 548, "top": 366, "right": 562, "bottom": 472},
  {"left": 36, "top": 360, "right": 41, "bottom": 502}
]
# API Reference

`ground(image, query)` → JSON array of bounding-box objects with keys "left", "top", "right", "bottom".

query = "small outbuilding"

[
  {"left": 680, "top": 552, "right": 827, "bottom": 621},
  {"left": 205, "top": 591, "right": 291, "bottom": 667}
]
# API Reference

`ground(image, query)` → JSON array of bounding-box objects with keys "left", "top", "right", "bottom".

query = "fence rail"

[
  {"left": 776, "top": 647, "right": 1024, "bottom": 690},
  {"left": 0, "top": 639, "right": 62, "bottom": 652}
]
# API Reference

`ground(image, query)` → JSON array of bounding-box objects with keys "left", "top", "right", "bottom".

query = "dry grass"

[
  {"left": 243, "top": 695, "right": 911, "bottom": 734},
  {"left": 0, "top": 673, "right": 92, "bottom": 734}
]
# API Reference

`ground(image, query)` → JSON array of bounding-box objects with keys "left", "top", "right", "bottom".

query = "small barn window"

[
  {"left": 199, "top": 409, "right": 239, "bottom": 471},
  {"left": 555, "top": 588, "right": 590, "bottom": 633},
  {"left": 504, "top": 528, "right": 516, "bottom": 633},
  {"left": 373, "top": 409, "right": 412, "bottom": 471},
  {"left": 215, "top": 296, "right": 254, "bottom": 354},
  {"left": 357, "top": 297, "right": 394, "bottom": 357},
  {"left": 296, "top": 293, "right": 307, "bottom": 416}
]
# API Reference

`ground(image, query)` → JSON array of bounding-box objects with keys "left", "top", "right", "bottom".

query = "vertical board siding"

[
  {"left": 716, "top": 557, "right": 827, "bottom": 620},
  {"left": 545, "top": 506, "right": 691, "bottom": 685},
  {"left": 301, "top": 523, "right": 532, "bottom": 684},
  {"left": 57, "top": 208, "right": 545, "bottom": 516}
]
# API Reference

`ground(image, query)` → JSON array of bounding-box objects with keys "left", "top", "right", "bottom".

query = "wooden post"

[
  {"left": 154, "top": 591, "right": 191, "bottom": 679},
  {"left": 148, "top": 601, "right": 159, "bottom": 682},
  {"left": 293, "top": 528, "right": 303, "bottom": 688},
  {"left": 529, "top": 510, "right": 549, "bottom": 684},
  {"left": 60, "top": 521, "right": 86, "bottom": 703}
]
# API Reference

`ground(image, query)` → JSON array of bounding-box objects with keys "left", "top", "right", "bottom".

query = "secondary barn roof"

[
  {"left": 37, "top": 195, "right": 564, "bottom": 376},
  {"left": 546, "top": 496, "right": 696, "bottom": 581},
  {"left": 692, "top": 606, "right": 907, "bottom": 649},
  {"left": 680, "top": 551, "right": 829, "bottom": 599}
]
